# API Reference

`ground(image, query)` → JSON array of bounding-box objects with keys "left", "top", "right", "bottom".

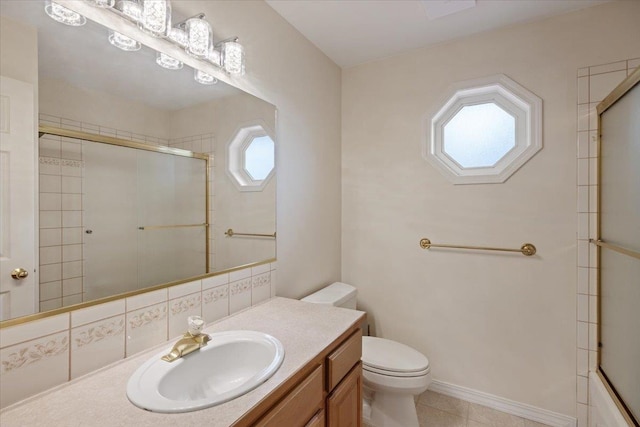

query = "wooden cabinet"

[
  {"left": 327, "top": 363, "right": 362, "bottom": 427},
  {"left": 249, "top": 328, "right": 363, "bottom": 427}
]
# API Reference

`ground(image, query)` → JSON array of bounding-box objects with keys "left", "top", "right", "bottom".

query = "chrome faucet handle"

[{"left": 187, "top": 316, "right": 205, "bottom": 336}]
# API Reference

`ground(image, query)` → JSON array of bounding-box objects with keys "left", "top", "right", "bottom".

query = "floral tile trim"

[
  {"left": 203, "top": 286, "right": 228, "bottom": 304},
  {"left": 128, "top": 305, "right": 167, "bottom": 330},
  {"left": 74, "top": 318, "right": 124, "bottom": 348},
  {"left": 252, "top": 273, "right": 271, "bottom": 288},
  {"left": 230, "top": 278, "right": 252, "bottom": 296},
  {"left": 170, "top": 294, "right": 201, "bottom": 316},
  {"left": 2, "top": 335, "right": 68, "bottom": 373}
]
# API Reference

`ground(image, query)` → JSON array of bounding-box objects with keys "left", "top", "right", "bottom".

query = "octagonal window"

[
  {"left": 443, "top": 103, "right": 516, "bottom": 168},
  {"left": 227, "top": 122, "right": 275, "bottom": 192},
  {"left": 423, "top": 74, "right": 542, "bottom": 184},
  {"left": 244, "top": 135, "right": 275, "bottom": 180}
]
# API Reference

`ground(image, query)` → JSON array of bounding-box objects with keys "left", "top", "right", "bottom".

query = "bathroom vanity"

[{"left": 0, "top": 298, "right": 365, "bottom": 426}]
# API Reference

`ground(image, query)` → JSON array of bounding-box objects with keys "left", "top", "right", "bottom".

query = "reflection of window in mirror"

[
  {"left": 423, "top": 74, "right": 542, "bottom": 184},
  {"left": 227, "top": 123, "right": 275, "bottom": 191}
]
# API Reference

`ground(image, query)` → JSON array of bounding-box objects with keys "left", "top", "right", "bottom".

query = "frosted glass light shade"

[
  {"left": 443, "top": 103, "right": 515, "bottom": 168},
  {"left": 139, "top": 0, "right": 170, "bottom": 37},
  {"left": 223, "top": 41, "right": 245, "bottom": 75},
  {"left": 194, "top": 70, "right": 217, "bottom": 85},
  {"left": 86, "top": 0, "right": 115, "bottom": 7},
  {"left": 168, "top": 27, "right": 188, "bottom": 48},
  {"left": 117, "top": 0, "right": 142, "bottom": 21},
  {"left": 44, "top": 1, "right": 87, "bottom": 26},
  {"left": 156, "top": 52, "right": 183, "bottom": 70},
  {"left": 185, "top": 17, "right": 212, "bottom": 58},
  {"left": 108, "top": 30, "right": 141, "bottom": 51}
]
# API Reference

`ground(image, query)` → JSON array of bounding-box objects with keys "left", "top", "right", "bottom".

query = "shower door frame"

[{"left": 593, "top": 67, "right": 640, "bottom": 427}]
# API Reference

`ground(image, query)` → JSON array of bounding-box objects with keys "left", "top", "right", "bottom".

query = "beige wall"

[
  {"left": 341, "top": 0, "right": 640, "bottom": 417},
  {"left": 0, "top": 16, "right": 38, "bottom": 86}
]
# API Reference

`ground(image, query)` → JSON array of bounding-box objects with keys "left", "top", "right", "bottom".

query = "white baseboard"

[{"left": 429, "top": 380, "right": 577, "bottom": 427}]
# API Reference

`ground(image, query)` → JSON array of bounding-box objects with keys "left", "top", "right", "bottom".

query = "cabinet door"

[
  {"left": 305, "top": 409, "right": 325, "bottom": 427},
  {"left": 327, "top": 362, "right": 362, "bottom": 427}
]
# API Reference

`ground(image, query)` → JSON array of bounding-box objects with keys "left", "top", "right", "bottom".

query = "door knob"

[{"left": 11, "top": 268, "right": 29, "bottom": 279}]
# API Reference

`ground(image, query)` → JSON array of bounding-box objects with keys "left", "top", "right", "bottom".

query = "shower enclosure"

[{"left": 38, "top": 128, "right": 208, "bottom": 307}]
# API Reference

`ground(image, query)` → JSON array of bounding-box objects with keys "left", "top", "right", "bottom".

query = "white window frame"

[
  {"left": 423, "top": 74, "right": 542, "bottom": 184},
  {"left": 226, "top": 120, "right": 275, "bottom": 192}
]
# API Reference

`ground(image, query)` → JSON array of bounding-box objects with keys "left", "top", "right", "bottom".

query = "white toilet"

[{"left": 302, "top": 282, "right": 431, "bottom": 427}]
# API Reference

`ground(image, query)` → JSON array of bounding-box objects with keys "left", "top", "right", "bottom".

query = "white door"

[{"left": 0, "top": 75, "right": 36, "bottom": 321}]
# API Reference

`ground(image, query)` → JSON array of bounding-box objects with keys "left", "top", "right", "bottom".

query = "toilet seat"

[{"left": 362, "top": 336, "right": 429, "bottom": 377}]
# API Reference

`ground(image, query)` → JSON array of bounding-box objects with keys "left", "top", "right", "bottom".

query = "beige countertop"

[{"left": 0, "top": 297, "right": 365, "bottom": 426}]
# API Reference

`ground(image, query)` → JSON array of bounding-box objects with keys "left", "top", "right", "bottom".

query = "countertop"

[{"left": 0, "top": 297, "right": 365, "bottom": 426}]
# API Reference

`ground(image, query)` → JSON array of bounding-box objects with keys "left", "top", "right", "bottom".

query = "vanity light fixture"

[
  {"left": 108, "top": 0, "right": 142, "bottom": 51},
  {"left": 156, "top": 52, "right": 183, "bottom": 70},
  {"left": 194, "top": 69, "right": 217, "bottom": 85},
  {"left": 168, "top": 27, "right": 188, "bottom": 48},
  {"left": 139, "top": 0, "right": 171, "bottom": 37},
  {"left": 185, "top": 15, "right": 212, "bottom": 59},
  {"left": 222, "top": 40, "right": 245, "bottom": 75},
  {"left": 44, "top": 0, "right": 87, "bottom": 26},
  {"left": 85, "top": 0, "right": 115, "bottom": 8}
]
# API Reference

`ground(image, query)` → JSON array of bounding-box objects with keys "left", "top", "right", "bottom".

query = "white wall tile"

[
  {"left": 61, "top": 176, "right": 82, "bottom": 193},
  {"left": 62, "top": 227, "right": 82, "bottom": 245},
  {"left": 229, "top": 267, "right": 252, "bottom": 282},
  {"left": 40, "top": 246, "right": 62, "bottom": 265},
  {"left": 577, "top": 403, "right": 588, "bottom": 427},
  {"left": 229, "top": 278, "right": 252, "bottom": 314},
  {"left": 40, "top": 228, "right": 62, "bottom": 247},
  {"left": 168, "top": 293, "right": 202, "bottom": 339},
  {"left": 202, "top": 273, "right": 229, "bottom": 290},
  {"left": 577, "top": 186, "right": 589, "bottom": 213},
  {"left": 63, "top": 278, "right": 83, "bottom": 296},
  {"left": 62, "top": 261, "right": 82, "bottom": 280},
  {"left": 62, "top": 211, "right": 82, "bottom": 228},
  {"left": 39, "top": 139, "right": 61, "bottom": 158},
  {"left": 126, "top": 302, "right": 168, "bottom": 357},
  {"left": 40, "top": 175, "right": 61, "bottom": 193},
  {"left": 589, "top": 61, "right": 626, "bottom": 75},
  {"left": 577, "top": 267, "right": 589, "bottom": 295},
  {"left": 588, "top": 103, "right": 597, "bottom": 131},
  {"left": 577, "top": 132, "right": 589, "bottom": 159},
  {"left": 167, "top": 280, "right": 201, "bottom": 300},
  {"left": 202, "top": 285, "right": 229, "bottom": 324},
  {"left": 577, "top": 240, "right": 589, "bottom": 267},
  {"left": 251, "top": 263, "right": 270, "bottom": 276},
  {"left": 589, "top": 268, "right": 598, "bottom": 295},
  {"left": 252, "top": 272, "right": 271, "bottom": 305},
  {"left": 589, "top": 296, "right": 598, "bottom": 324},
  {"left": 126, "top": 288, "right": 167, "bottom": 312},
  {"left": 588, "top": 131, "right": 598, "bottom": 158},
  {"left": 577, "top": 349, "right": 588, "bottom": 376},
  {"left": 62, "top": 294, "right": 83, "bottom": 306},
  {"left": 588, "top": 351, "right": 598, "bottom": 371},
  {"left": 577, "top": 375, "right": 588, "bottom": 404},
  {"left": 62, "top": 244, "right": 82, "bottom": 262},
  {"left": 61, "top": 141, "right": 82, "bottom": 160},
  {"left": 270, "top": 269, "right": 277, "bottom": 298},
  {"left": 588, "top": 186, "right": 598, "bottom": 213},
  {"left": 40, "top": 281, "right": 62, "bottom": 301},
  {"left": 40, "top": 299, "right": 62, "bottom": 312},
  {"left": 577, "top": 294, "right": 589, "bottom": 322},
  {"left": 577, "top": 77, "right": 589, "bottom": 104},
  {"left": 71, "top": 316, "right": 125, "bottom": 379},
  {"left": 588, "top": 213, "right": 598, "bottom": 240},
  {"left": 40, "top": 263, "right": 61, "bottom": 283},
  {"left": 577, "top": 213, "right": 588, "bottom": 240},
  {"left": 71, "top": 300, "right": 125, "bottom": 327},
  {"left": 589, "top": 70, "right": 626, "bottom": 102},
  {"left": 588, "top": 159, "right": 598, "bottom": 186},
  {"left": 0, "top": 331, "right": 70, "bottom": 408},
  {"left": 577, "top": 104, "right": 589, "bottom": 131},
  {"left": 40, "top": 193, "right": 61, "bottom": 211},
  {"left": 588, "top": 323, "right": 597, "bottom": 351},
  {"left": 40, "top": 211, "right": 62, "bottom": 229},
  {"left": 61, "top": 194, "right": 82, "bottom": 211},
  {"left": 577, "top": 321, "right": 589, "bottom": 350},
  {"left": 577, "top": 159, "right": 589, "bottom": 186}
]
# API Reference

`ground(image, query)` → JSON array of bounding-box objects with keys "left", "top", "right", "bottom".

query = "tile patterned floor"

[{"left": 415, "top": 391, "right": 552, "bottom": 427}]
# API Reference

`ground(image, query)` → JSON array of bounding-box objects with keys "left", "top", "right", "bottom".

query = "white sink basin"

[{"left": 127, "top": 330, "right": 285, "bottom": 413}]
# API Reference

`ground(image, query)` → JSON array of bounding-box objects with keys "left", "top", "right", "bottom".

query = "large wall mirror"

[{"left": 0, "top": 1, "right": 276, "bottom": 324}]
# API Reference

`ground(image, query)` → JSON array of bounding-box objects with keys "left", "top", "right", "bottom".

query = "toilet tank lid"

[{"left": 301, "top": 282, "right": 357, "bottom": 306}]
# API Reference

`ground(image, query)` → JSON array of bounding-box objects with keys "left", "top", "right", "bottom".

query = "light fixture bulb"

[
  {"left": 168, "top": 27, "right": 188, "bottom": 48},
  {"left": 85, "top": 0, "right": 115, "bottom": 8},
  {"left": 44, "top": 1, "right": 87, "bottom": 26},
  {"left": 223, "top": 41, "right": 245, "bottom": 75},
  {"left": 185, "top": 17, "right": 211, "bottom": 59},
  {"left": 108, "top": 30, "right": 141, "bottom": 51},
  {"left": 139, "top": 0, "right": 171, "bottom": 37},
  {"left": 156, "top": 52, "right": 183, "bottom": 70},
  {"left": 116, "top": 0, "right": 142, "bottom": 21},
  {"left": 194, "top": 69, "right": 217, "bottom": 85}
]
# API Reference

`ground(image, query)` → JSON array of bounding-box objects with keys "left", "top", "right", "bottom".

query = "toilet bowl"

[{"left": 301, "top": 282, "right": 431, "bottom": 427}]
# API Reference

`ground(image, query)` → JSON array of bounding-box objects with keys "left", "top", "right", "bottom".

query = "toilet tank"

[{"left": 301, "top": 282, "right": 357, "bottom": 309}]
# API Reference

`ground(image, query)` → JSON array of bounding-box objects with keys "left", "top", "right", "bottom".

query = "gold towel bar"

[
  {"left": 419, "top": 238, "right": 537, "bottom": 257},
  {"left": 138, "top": 223, "right": 207, "bottom": 230},
  {"left": 589, "top": 239, "right": 640, "bottom": 260},
  {"left": 225, "top": 228, "right": 276, "bottom": 238}
]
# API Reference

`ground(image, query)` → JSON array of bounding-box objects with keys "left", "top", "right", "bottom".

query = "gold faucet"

[{"left": 162, "top": 316, "right": 211, "bottom": 362}]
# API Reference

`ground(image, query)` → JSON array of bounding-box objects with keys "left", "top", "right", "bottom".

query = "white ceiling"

[{"left": 265, "top": 0, "right": 612, "bottom": 68}]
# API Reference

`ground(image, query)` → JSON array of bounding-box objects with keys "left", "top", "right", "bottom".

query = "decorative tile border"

[{"left": 0, "top": 263, "right": 275, "bottom": 409}]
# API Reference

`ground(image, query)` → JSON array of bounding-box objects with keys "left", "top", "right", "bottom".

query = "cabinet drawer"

[
  {"left": 255, "top": 365, "right": 324, "bottom": 427},
  {"left": 327, "top": 330, "right": 362, "bottom": 391}
]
